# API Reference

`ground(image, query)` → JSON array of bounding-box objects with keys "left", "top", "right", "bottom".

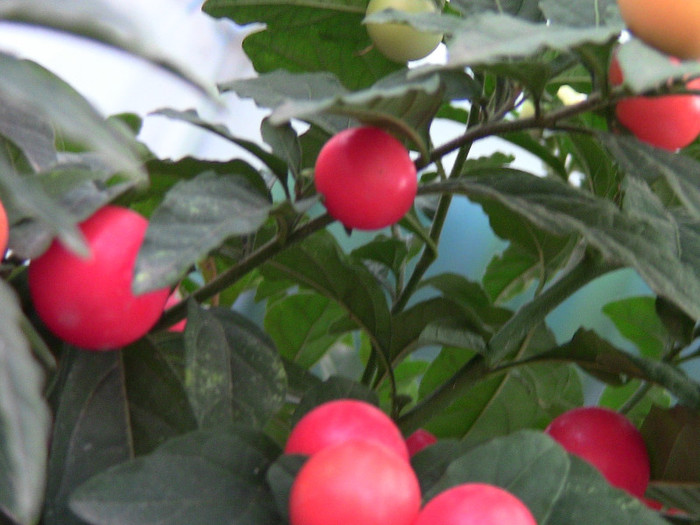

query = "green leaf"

[
  {"left": 266, "top": 454, "right": 306, "bottom": 522},
  {"left": 133, "top": 171, "right": 272, "bottom": 294},
  {"left": 264, "top": 291, "right": 347, "bottom": 369},
  {"left": 646, "top": 482, "right": 700, "bottom": 519},
  {"left": 203, "top": 0, "right": 400, "bottom": 91},
  {"left": 0, "top": 282, "right": 50, "bottom": 525},
  {"left": 261, "top": 118, "right": 301, "bottom": 184},
  {"left": 539, "top": 329, "right": 700, "bottom": 409},
  {"left": 44, "top": 350, "right": 132, "bottom": 525},
  {"left": 389, "top": 297, "right": 487, "bottom": 361},
  {"left": 123, "top": 340, "right": 198, "bottom": 456},
  {"left": 0, "top": 53, "right": 143, "bottom": 176},
  {"left": 263, "top": 231, "right": 393, "bottom": 364},
  {"left": 184, "top": 304, "right": 287, "bottom": 429},
  {"left": 539, "top": 0, "right": 620, "bottom": 27},
  {"left": 225, "top": 69, "right": 444, "bottom": 154},
  {"left": 428, "top": 169, "right": 700, "bottom": 322},
  {"left": 369, "top": 12, "right": 621, "bottom": 67},
  {"left": 603, "top": 134, "right": 700, "bottom": 220},
  {"left": 70, "top": 427, "right": 283, "bottom": 525},
  {"left": 481, "top": 200, "right": 577, "bottom": 303},
  {"left": 0, "top": 91, "right": 56, "bottom": 171},
  {"left": 599, "top": 380, "right": 671, "bottom": 427},
  {"left": 451, "top": 0, "right": 544, "bottom": 20},
  {"left": 151, "top": 108, "right": 288, "bottom": 178},
  {"left": 417, "top": 325, "right": 581, "bottom": 443},
  {"left": 420, "top": 273, "right": 512, "bottom": 336},
  {"left": 602, "top": 296, "right": 669, "bottom": 359}
]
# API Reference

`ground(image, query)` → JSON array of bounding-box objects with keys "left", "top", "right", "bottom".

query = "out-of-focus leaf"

[
  {"left": 0, "top": 282, "right": 50, "bottom": 525},
  {"left": 70, "top": 428, "right": 283, "bottom": 525},
  {"left": 133, "top": 171, "right": 272, "bottom": 294},
  {"left": 0, "top": 0, "right": 211, "bottom": 93},
  {"left": 43, "top": 350, "right": 132, "bottom": 525},
  {"left": 642, "top": 405, "right": 700, "bottom": 483},
  {"left": 602, "top": 296, "right": 669, "bottom": 359},
  {"left": 616, "top": 39, "right": 700, "bottom": 93},
  {"left": 0, "top": 53, "right": 143, "bottom": 176},
  {"left": 151, "top": 108, "right": 288, "bottom": 178},
  {"left": 539, "top": 0, "right": 620, "bottom": 27}
]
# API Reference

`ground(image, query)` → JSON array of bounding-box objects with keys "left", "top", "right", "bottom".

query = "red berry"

[
  {"left": 545, "top": 406, "right": 650, "bottom": 497},
  {"left": 289, "top": 440, "right": 421, "bottom": 525},
  {"left": 413, "top": 483, "right": 537, "bottom": 525},
  {"left": 610, "top": 56, "right": 700, "bottom": 151},
  {"left": 28, "top": 205, "right": 170, "bottom": 350},
  {"left": 285, "top": 399, "right": 409, "bottom": 461},
  {"left": 314, "top": 127, "right": 417, "bottom": 230},
  {"left": 406, "top": 428, "right": 438, "bottom": 456}
]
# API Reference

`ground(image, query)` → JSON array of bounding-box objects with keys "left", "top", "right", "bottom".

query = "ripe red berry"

[
  {"left": 314, "top": 127, "right": 417, "bottom": 230},
  {"left": 610, "top": 56, "right": 700, "bottom": 151},
  {"left": 28, "top": 205, "right": 170, "bottom": 350},
  {"left": 413, "top": 483, "right": 537, "bottom": 525},
  {"left": 406, "top": 428, "right": 438, "bottom": 456},
  {"left": 285, "top": 399, "right": 409, "bottom": 461},
  {"left": 545, "top": 406, "right": 650, "bottom": 497},
  {"left": 289, "top": 440, "right": 421, "bottom": 525}
]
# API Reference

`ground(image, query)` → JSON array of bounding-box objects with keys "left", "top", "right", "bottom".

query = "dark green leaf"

[
  {"left": 420, "top": 273, "right": 512, "bottom": 336},
  {"left": 204, "top": 0, "right": 400, "bottom": 90},
  {"left": 389, "top": 297, "right": 487, "bottom": 361},
  {"left": 261, "top": 118, "right": 301, "bottom": 183},
  {"left": 603, "top": 134, "right": 700, "bottom": 220},
  {"left": 70, "top": 428, "right": 283, "bottom": 525},
  {"left": 184, "top": 304, "right": 287, "bottom": 429},
  {"left": 0, "top": 282, "right": 50, "bottom": 525},
  {"left": 133, "top": 171, "right": 272, "bottom": 293},
  {"left": 123, "top": 340, "right": 198, "bottom": 456},
  {"left": 266, "top": 454, "right": 306, "bottom": 522},
  {"left": 44, "top": 350, "right": 132, "bottom": 525},
  {"left": 423, "top": 430, "right": 668, "bottom": 524}
]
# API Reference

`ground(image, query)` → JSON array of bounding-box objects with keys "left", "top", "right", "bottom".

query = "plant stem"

[
  {"left": 154, "top": 213, "right": 334, "bottom": 331},
  {"left": 417, "top": 91, "right": 611, "bottom": 171}
]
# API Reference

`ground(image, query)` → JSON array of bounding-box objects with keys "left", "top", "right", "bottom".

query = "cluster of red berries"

[{"left": 284, "top": 399, "right": 537, "bottom": 525}]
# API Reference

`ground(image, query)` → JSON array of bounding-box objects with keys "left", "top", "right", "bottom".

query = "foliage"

[{"left": 1, "top": 0, "right": 700, "bottom": 523}]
